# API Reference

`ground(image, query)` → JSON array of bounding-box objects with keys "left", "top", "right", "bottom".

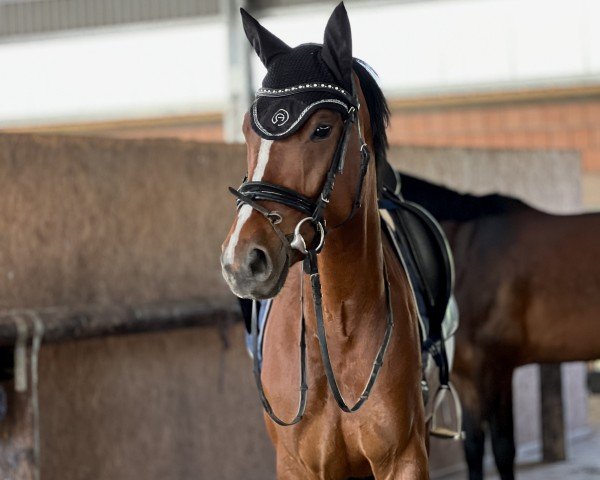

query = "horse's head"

[{"left": 221, "top": 3, "right": 376, "bottom": 299}]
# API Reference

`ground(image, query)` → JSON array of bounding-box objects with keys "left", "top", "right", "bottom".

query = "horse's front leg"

[
  {"left": 275, "top": 448, "right": 344, "bottom": 480},
  {"left": 370, "top": 434, "right": 429, "bottom": 480},
  {"left": 274, "top": 452, "right": 317, "bottom": 480}
]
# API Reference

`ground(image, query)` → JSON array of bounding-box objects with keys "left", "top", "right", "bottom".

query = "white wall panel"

[
  {"left": 0, "top": 0, "right": 599, "bottom": 126},
  {"left": 0, "top": 20, "right": 226, "bottom": 126}
]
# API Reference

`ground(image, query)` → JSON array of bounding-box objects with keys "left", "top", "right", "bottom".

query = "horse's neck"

[{"left": 309, "top": 181, "right": 386, "bottom": 334}]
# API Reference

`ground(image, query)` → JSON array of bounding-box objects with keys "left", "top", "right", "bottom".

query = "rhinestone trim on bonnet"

[{"left": 257, "top": 83, "right": 354, "bottom": 104}]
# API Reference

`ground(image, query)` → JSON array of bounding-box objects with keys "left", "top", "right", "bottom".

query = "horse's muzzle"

[{"left": 221, "top": 244, "right": 288, "bottom": 300}]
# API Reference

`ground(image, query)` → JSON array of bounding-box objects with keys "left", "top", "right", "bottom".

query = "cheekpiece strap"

[
  {"left": 311, "top": 108, "right": 357, "bottom": 224},
  {"left": 303, "top": 249, "right": 319, "bottom": 275}
]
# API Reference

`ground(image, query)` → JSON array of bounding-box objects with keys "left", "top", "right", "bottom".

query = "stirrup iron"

[{"left": 429, "top": 382, "right": 464, "bottom": 440}]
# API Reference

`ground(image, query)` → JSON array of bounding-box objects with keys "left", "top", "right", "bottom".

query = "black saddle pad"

[
  {"left": 379, "top": 162, "right": 454, "bottom": 340},
  {"left": 380, "top": 196, "right": 453, "bottom": 340}
]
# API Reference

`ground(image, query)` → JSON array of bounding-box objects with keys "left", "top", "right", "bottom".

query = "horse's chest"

[{"left": 279, "top": 404, "right": 399, "bottom": 474}]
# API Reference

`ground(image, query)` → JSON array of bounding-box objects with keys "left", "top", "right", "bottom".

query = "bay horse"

[
  {"left": 397, "top": 172, "right": 600, "bottom": 480},
  {"left": 221, "top": 4, "right": 429, "bottom": 479}
]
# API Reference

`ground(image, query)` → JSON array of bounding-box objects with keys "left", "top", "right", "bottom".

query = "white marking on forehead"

[
  {"left": 223, "top": 139, "right": 273, "bottom": 265},
  {"left": 252, "top": 139, "right": 273, "bottom": 181},
  {"left": 223, "top": 204, "right": 252, "bottom": 266}
]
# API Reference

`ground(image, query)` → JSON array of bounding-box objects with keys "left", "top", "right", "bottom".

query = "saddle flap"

[{"left": 380, "top": 190, "right": 454, "bottom": 340}]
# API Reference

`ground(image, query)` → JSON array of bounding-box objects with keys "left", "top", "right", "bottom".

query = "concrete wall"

[
  {"left": 0, "top": 134, "right": 584, "bottom": 479},
  {"left": 0, "top": 133, "right": 267, "bottom": 480},
  {"left": 388, "top": 146, "right": 582, "bottom": 213},
  {"left": 39, "top": 323, "right": 274, "bottom": 480},
  {"left": 0, "top": 134, "right": 244, "bottom": 310}
]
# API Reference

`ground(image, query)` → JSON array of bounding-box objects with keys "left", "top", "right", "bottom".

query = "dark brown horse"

[
  {"left": 399, "top": 173, "right": 600, "bottom": 480},
  {"left": 221, "top": 4, "right": 429, "bottom": 479}
]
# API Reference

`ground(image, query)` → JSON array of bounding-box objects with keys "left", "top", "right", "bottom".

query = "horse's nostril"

[{"left": 248, "top": 248, "right": 270, "bottom": 277}]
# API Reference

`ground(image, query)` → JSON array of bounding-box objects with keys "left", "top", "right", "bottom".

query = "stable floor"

[{"left": 442, "top": 394, "right": 600, "bottom": 480}]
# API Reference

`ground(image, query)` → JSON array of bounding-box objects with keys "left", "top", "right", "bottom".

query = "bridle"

[{"left": 229, "top": 80, "right": 395, "bottom": 426}]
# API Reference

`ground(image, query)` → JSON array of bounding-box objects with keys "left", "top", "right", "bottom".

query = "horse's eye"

[{"left": 311, "top": 124, "right": 332, "bottom": 141}]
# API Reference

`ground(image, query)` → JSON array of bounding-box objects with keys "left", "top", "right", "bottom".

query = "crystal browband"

[{"left": 256, "top": 83, "right": 355, "bottom": 105}]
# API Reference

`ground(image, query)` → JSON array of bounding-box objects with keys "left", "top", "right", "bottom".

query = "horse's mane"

[
  {"left": 399, "top": 173, "right": 530, "bottom": 222},
  {"left": 352, "top": 59, "right": 390, "bottom": 177}
]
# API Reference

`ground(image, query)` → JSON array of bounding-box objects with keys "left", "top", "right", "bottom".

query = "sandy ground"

[{"left": 442, "top": 394, "right": 600, "bottom": 480}]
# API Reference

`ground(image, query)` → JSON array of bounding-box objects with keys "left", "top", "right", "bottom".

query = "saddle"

[
  {"left": 377, "top": 161, "right": 461, "bottom": 438},
  {"left": 378, "top": 160, "right": 453, "bottom": 342}
]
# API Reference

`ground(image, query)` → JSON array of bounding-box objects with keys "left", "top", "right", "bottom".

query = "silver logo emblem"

[{"left": 271, "top": 109, "right": 289, "bottom": 126}]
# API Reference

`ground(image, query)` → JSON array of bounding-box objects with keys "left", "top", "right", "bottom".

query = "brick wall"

[
  {"left": 386, "top": 92, "right": 600, "bottom": 208},
  {"left": 388, "top": 98, "right": 600, "bottom": 172}
]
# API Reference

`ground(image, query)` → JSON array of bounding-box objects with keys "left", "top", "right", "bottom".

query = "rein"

[{"left": 230, "top": 84, "right": 395, "bottom": 425}]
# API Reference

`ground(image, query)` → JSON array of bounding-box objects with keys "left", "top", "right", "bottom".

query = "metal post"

[
  {"left": 222, "top": 0, "right": 254, "bottom": 143},
  {"left": 0, "top": 314, "right": 44, "bottom": 480},
  {"left": 540, "top": 363, "right": 566, "bottom": 462}
]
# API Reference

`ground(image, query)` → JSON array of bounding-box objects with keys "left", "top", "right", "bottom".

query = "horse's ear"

[
  {"left": 322, "top": 2, "right": 353, "bottom": 92},
  {"left": 240, "top": 8, "right": 291, "bottom": 68}
]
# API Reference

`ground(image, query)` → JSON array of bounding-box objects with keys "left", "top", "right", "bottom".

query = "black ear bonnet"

[{"left": 241, "top": 3, "right": 356, "bottom": 140}]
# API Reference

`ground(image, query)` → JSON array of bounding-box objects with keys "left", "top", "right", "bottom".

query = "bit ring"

[{"left": 290, "top": 217, "right": 325, "bottom": 254}]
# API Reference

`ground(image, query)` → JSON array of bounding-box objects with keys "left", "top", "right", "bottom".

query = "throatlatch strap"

[{"left": 328, "top": 141, "right": 370, "bottom": 229}]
